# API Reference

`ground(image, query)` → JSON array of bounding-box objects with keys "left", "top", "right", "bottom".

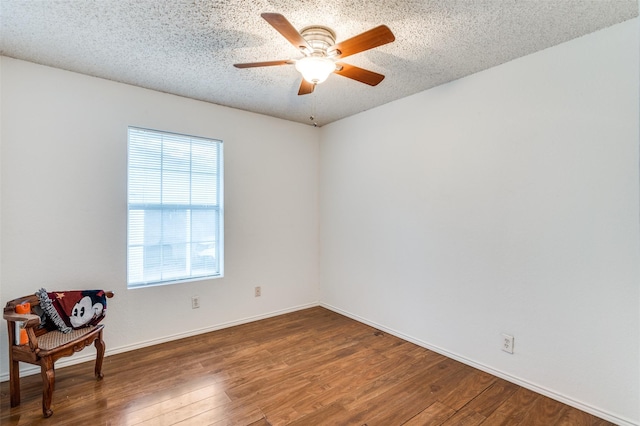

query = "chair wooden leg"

[
  {"left": 40, "top": 358, "right": 55, "bottom": 418},
  {"left": 94, "top": 332, "right": 105, "bottom": 380},
  {"left": 9, "top": 357, "right": 20, "bottom": 407}
]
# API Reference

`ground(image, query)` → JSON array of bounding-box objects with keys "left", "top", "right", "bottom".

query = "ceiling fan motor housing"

[{"left": 300, "top": 26, "right": 338, "bottom": 57}]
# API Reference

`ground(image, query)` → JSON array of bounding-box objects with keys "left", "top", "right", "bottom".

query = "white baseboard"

[{"left": 320, "top": 303, "right": 637, "bottom": 426}]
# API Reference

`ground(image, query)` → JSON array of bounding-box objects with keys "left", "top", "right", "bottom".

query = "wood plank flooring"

[{"left": 0, "top": 307, "right": 613, "bottom": 425}]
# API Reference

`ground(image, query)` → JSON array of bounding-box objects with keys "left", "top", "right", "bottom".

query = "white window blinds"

[{"left": 127, "top": 127, "right": 223, "bottom": 287}]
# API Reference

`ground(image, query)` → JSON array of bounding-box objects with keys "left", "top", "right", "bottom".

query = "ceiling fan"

[{"left": 234, "top": 13, "right": 395, "bottom": 95}]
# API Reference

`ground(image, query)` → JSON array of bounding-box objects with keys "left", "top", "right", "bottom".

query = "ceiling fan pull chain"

[{"left": 310, "top": 92, "right": 318, "bottom": 127}]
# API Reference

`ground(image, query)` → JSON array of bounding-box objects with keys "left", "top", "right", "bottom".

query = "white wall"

[
  {"left": 0, "top": 57, "right": 320, "bottom": 376},
  {"left": 319, "top": 19, "right": 639, "bottom": 425}
]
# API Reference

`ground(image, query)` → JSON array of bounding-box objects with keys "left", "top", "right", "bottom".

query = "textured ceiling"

[{"left": 1, "top": 1, "right": 637, "bottom": 126}]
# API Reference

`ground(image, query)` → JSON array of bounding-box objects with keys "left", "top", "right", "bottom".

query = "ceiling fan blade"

[
  {"left": 298, "top": 79, "right": 315, "bottom": 95},
  {"left": 234, "top": 60, "right": 291, "bottom": 68},
  {"left": 334, "top": 63, "right": 385, "bottom": 86},
  {"left": 330, "top": 25, "right": 395, "bottom": 59},
  {"left": 261, "top": 13, "right": 311, "bottom": 52}
]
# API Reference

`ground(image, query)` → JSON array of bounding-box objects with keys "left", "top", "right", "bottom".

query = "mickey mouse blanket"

[{"left": 36, "top": 288, "right": 107, "bottom": 334}]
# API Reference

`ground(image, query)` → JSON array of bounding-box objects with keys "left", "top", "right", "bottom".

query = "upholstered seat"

[{"left": 36, "top": 326, "right": 98, "bottom": 351}]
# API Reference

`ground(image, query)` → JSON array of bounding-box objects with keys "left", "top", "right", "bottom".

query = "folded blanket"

[{"left": 36, "top": 289, "right": 107, "bottom": 333}]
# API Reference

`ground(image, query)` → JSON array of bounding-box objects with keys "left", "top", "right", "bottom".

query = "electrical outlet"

[
  {"left": 191, "top": 296, "right": 200, "bottom": 309},
  {"left": 501, "top": 333, "right": 514, "bottom": 354},
  {"left": 254, "top": 286, "right": 261, "bottom": 297}
]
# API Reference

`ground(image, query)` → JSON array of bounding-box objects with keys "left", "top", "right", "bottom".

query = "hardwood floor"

[{"left": 1, "top": 307, "right": 612, "bottom": 425}]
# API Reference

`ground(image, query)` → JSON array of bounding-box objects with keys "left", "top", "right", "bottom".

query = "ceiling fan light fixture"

[{"left": 295, "top": 56, "right": 335, "bottom": 84}]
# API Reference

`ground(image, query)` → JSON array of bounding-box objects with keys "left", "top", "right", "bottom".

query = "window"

[{"left": 127, "top": 127, "right": 223, "bottom": 288}]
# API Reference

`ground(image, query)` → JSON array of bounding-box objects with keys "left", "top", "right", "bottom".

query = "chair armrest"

[
  {"left": 3, "top": 312, "right": 41, "bottom": 328},
  {"left": 4, "top": 311, "right": 41, "bottom": 351}
]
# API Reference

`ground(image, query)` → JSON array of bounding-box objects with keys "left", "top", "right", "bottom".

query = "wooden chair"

[{"left": 3, "top": 291, "right": 114, "bottom": 417}]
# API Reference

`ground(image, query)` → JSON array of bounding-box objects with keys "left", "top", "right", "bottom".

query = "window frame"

[{"left": 126, "top": 126, "right": 224, "bottom": 288}]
